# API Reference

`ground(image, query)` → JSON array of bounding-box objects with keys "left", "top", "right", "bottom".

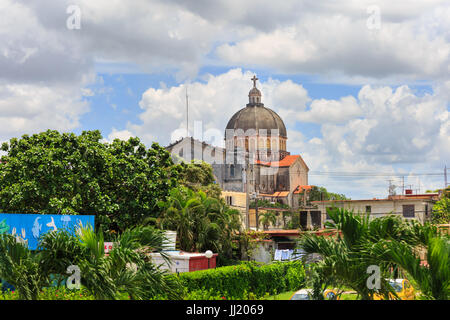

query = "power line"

[{"left": 309, "top": 171, "right": 443, "bottom": 177}]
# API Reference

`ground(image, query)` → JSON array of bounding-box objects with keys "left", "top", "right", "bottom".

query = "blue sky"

[{"left": 0, "top": 0, "right": 449, "bottom": 199}]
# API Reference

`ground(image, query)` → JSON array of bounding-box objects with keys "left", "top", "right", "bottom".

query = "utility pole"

[
  {"left": 402, "top": 176, "right": 405, "bottom": 196},
  {"left": 185, "top": 85, "right": 189, "bottom": 137},
  {"left": 244, "top": 165, "right": 250, "bottom": 230},
  {"left": 445, "top": 165, "right": 448, "bottom": 189}
]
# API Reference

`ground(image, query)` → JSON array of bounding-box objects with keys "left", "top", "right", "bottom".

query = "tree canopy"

[
  {"left": 0, "top": 130, "right": 180, "bottom": 232},
  {"left": 306, "top": 186, "right": 349, "bottom": 202}
]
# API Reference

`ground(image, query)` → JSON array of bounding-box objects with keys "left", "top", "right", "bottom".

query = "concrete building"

[{"left": 311, "top": 193, "right": 440, "bottom": 228}]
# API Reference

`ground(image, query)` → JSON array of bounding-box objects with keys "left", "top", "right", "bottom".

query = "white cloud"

[
  {"left": 125, "top": 68, "right": 311, "bottom": 146},
  {"left": 106, "top": 128, "right": 134, "bottom": 142},
  {"left": 0, "top": 83, "right": 89, "bottom": 141},
  {"left": 297, "top": 96, "right": 361, "bottom": 124},
  {"left": 216, "top": 1, "right": 450, "bottom": 82}
]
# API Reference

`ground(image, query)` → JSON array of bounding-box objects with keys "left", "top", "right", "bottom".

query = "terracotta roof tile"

[{"left": 256, "top": 155, "right": 300, "bottom": 167}]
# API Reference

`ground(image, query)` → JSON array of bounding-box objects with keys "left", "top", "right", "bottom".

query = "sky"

[{"left": 0, "top": 0, "right": 449, "bottom": 199}]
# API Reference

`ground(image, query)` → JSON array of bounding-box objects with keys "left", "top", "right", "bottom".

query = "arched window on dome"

[
  {"left": 259, "top": 137, "right": 265, "bottom": 149},
  {"left": 249, "top": 137, "right": 256, "bottom": 152},
  {"left": 272, "top": 138, "right": 278, "bottom": 151}
]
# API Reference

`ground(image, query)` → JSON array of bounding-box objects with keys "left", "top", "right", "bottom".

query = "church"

[{"left": 166, "top": 76, "right": 310, "bottom": 211}]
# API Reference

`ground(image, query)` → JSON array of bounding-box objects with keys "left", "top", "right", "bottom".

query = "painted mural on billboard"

[{"left": 0, "top": 213, "right": 95, "bottom": 250}]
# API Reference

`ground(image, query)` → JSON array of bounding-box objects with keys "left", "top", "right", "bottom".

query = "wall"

[{"left": 314, "top": 199, "right": 434, "bottom": 225}]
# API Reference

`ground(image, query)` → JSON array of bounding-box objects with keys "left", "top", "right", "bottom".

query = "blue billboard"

[{"left": 0, "top": 213, "right": 95, "bottom": 250}]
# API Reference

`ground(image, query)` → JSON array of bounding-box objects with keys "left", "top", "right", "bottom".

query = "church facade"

[{"left": 166, "top": 77, "right": 309, "bottom": 209}]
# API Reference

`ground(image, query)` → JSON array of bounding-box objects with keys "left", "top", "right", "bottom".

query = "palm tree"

[
  {"left": 299, "top": 208, "right": 426, "bottom": 299},
  {"left": 157, "top": 187, "right": 203, "bottom": 251},
  {"left": 158, "top": 186, "right": 242, "bottom": 261},
  {"left": 0, "top": 225, "right": 182, "bottom": 300},
  {"left": 260, "top": 211, "right": 277, "bottom": 230},
  {"left": 370, "top": 226, "right": 449, "bottom": 299},
  {"left": 0, "top": 234, "right": 49, "bottom": 300}
]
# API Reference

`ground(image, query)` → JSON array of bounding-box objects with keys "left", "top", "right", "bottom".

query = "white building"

[{"left": 312, "top": 193, "right": 440, "bottom": 227}]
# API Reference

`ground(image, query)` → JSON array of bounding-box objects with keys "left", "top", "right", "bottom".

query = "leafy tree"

[
  {"left": 260, "top": 211, "right": 277, "bottom": 230},
  {"left": 301, "top": 186, "right": 349, "bottom": 204},
  {"left": 370, "top": 231, "right": 449, "bottom": 300},
  {"left": 0, "top": 234, "right": 49, "bottom": 299},
  {"left": 431, "top": 194, "right": 450, "bottom": 224},
  {"left": 0, "top": 225, "right": 181, "bottom": 300},
  {"left": 179, "top": 161, "right": 222, "bottom": 199},
  {"left": 249, "top": 199, "right": 289, "bottom": 209},
  {"left": 179, "top": 161, "right": 215, "bottom": 188},
  {"left": 298, "top": 208, "right": 429, "bottom": 299},
  {"left": 157, "top": 186, "right": 242, "bottom": 263},
  {"left": 0, "top": 130, "right": 180, "bottom": 232}
]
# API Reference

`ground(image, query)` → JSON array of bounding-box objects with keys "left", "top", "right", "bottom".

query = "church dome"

[
  {"left": 225, "top": 75, "right": 287, "bottom": 138},
  {"left": 226, "top": 105, "right": 287, "bottom": 137}
]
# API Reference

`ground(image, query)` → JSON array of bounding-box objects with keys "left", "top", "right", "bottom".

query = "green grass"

[
  {"left": 264, "top": 291, "right": 296, "bottom": 300},
  {"left": 263, "top": 289, "right": 359, "bottom": 300}
]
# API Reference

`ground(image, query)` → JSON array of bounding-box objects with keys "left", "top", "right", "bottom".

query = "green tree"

[
  {"left": 178, "top": 161, "right": 222, "bottom": 199},
  {"left": 260, "top": 211, "right": 277, "bottom": 230},
  {"left": 0, "top": 130, "right": 180, "bottom": 232},
  {"left": 157, "top": 186, "right": 242, "bottom": 263},
  {"left": 431, "top": 195, "right": 450, "bottom": 224},
  {"left": 0, "top": 226, "right": 181, "bottom": 300},
  {"left": 298, "top": 208, "right": 428, "bottom": 299},
  {"left": 301, "top": 186, "right": 349, "bottom": 204},
  {"left": 371, "top": 231, "right": 449, "bottom": 300}
]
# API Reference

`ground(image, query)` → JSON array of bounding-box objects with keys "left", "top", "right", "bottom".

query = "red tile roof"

[
  {"left": 256, "top": 155, "right": 300, "bottom": 167},
  {"left": 260, "top": 191, "right": 290, "bottom": 198},
  {"left": 293, "top": 185, "right": 314, "bottom": 194}
]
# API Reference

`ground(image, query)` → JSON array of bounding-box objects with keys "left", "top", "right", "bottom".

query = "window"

[
  {"left": 230, "top": 165, "right": 235, "bottom": 177},
  {"left": 365, "top": 206, "right": 371, "bottom": 213},
  {"left": 402, "top": 205, "right": 415, "bottom": 218},
  {"left": 226, "top": 196, "right": 233, "bottom": 206}
]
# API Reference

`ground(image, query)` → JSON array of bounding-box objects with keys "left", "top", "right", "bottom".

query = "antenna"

[
  {"left": 402, "top": 176, "right": 405, "bottom": 195},
  {"left": 445, "top": 165, "right": 448, "bottom": 189},
  {"left": 388, "top": 179, "right": 396, "bottom": 196},
  {"left": 185, "top": 85, "right": 188, "bottom": 137}
]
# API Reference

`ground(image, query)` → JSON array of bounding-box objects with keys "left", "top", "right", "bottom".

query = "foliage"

[
  {"left": 0, "top": 130, "right": 180, "bottom": 232},
  {"left": 300, "top": 186, "right": 349, "bottom": 205},
  {"left": 370, "top": 229, "right": 449, "bottom": 300},
  {"left": 157, "top": 186, "right": 241, "bottom": 263},
  {"left": 0, "top": 287, "right": 96, "bottom": 300},
  {"left": 259, "top": 211, "right": 277, "bottom": 230},
  {"left": 179, "top": 161, "right": 215, "bottom": 189},
  {"left": 176, "top": 261, "right": 305, "bottom": 300},
  {"left": 0, "top": 226, "right": 182, "bottom": 300},
  {"left": 431, "top": 194, "right": 450, "bottom": 224},
  {"left": 299, "top": 207, "right": 450, "bottom": 300},
  {"left": 250, "top": 199, "right": 289, "bottom": 209},
  {"left": 298, "top": 208, "right": 428, "bottom": 299},
  {"left": 0, "top": 234, "right": 49, "bottom": 299},
  {"left": 235, "top": 230, "right": 268, "bottom": 262}
]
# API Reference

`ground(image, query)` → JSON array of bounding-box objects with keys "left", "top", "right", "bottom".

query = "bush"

[
  {"left": 0, "top": 287, "right": 96, "bottom": 300},
  {"left": 177, "top": 261, "right": 305, "bottom": 300}
]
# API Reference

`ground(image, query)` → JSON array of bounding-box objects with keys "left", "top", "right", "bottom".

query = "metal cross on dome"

[{"left": 251, "top": 75, "right": 258, "bottom": 88}]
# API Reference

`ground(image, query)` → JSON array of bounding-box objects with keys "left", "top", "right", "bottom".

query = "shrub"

[
  {"left": 0, "top": 287, "right": 96, "bottom": 300},
  {"left": 177, "top": 261, "right": 305, "bottom": 300}
]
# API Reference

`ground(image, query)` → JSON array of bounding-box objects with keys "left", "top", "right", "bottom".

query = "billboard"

[{"left": 0, "top": 213, "right": 95, "bottom": 250}]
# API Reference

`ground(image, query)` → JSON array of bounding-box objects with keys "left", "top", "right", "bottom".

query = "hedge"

[{"left": 177, "top": 261, "right": 305, "bottom": 299}]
